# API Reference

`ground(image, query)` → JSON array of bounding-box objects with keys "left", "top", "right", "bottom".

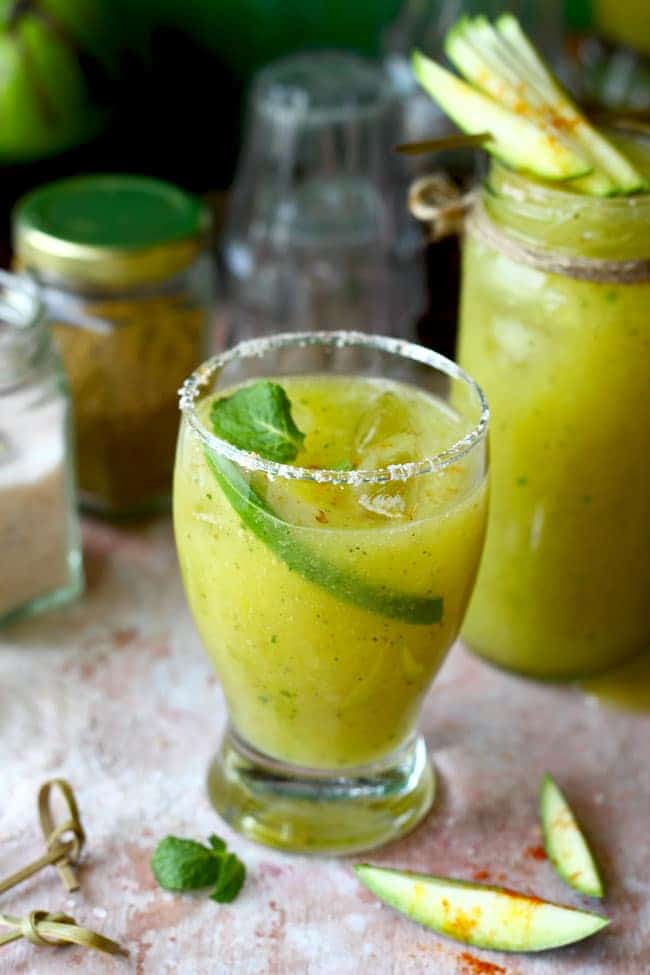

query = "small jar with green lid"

[{"left": 13, "top": 174, "right": 216, "bottom": 517}]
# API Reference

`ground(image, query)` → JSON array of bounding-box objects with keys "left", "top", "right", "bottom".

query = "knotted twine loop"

[
  {"left": 0, "top": 779, "right": 86, "bottom": 897},
  {"left": 408, "top": 171, "right": 650, "bottom": 284},
  {"left": 0, "top": 910, "right": 127, "bottom": 955},
  {"left": 38, "top": 779, "right": 86, "bottom": 892},
  {"left": 0, "top": 780, "right": 128, "bottom": 958},
  {"left": 408, "top": 172, "right": 476, "bottom": 241},
  {"left": 19, "top": 910, "right": 69, "bottom": 947}
]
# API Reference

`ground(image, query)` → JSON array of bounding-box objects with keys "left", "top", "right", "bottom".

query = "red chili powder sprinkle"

[
  {"left": 459, "top": 951, "right": 507, "bottom": 974},
  {"left": 473, "top": 869, "right": 491, "bottom": 881},
  {"left": 499, "top": 886, "right": 544, "bottom": 904},
  {"left": 525, "top": 845, "right": 548, "bottom": 861}
]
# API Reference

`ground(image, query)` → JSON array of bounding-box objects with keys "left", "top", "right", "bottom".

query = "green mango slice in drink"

[{"left": 205, "top": 450, "right": 444, "bottom": 626}]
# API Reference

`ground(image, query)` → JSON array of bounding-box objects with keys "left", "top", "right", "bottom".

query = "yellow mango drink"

[
  {"left": 178, "top": 380, "right": 484, "bottom": 765},
  {"left": 458, "top": 134, "right": 650, "bottom": 678},
  {"left": 410, "top": 15, "right": 650, "bottom": 679},
  {"left": 174, "top": 333, "right": 489, "bottom": 853}
]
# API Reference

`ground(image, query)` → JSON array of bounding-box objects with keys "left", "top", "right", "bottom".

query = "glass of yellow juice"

[
  {"left": 174, "top": 332, "right": 489, "bottom": 854},
  {"left": 458, "top": 131, "right": 650, "bottom": 680}
]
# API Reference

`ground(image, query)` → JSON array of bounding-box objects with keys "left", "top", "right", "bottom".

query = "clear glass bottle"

[
  {"left": 0, "top": 270, "right": 83, "bottom": 626},
  {"left": 458, "top": 130, "right": 650, "bottom": 679},
  {"left": 13, "top": 174, "right": 217, "bottom": 518}
]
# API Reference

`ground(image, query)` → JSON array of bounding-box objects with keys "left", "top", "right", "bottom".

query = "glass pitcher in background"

[{"left": 222, "top": 51, "right": 425, "bottom": 343}]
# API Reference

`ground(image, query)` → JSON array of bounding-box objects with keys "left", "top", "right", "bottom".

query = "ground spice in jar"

[
  {"left": 13, "top": 174, "right": 215, "bottom": 517},
  {"left": 52, "top": 292, "right": 205, "bottom": 513}
]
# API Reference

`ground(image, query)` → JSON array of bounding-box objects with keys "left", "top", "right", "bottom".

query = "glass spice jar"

[
  {"left": 0, "top": 270, "right": 83, "bottom": 626},
  {"left": 13, "top": 174, "right": 216, "bottom": 517}
]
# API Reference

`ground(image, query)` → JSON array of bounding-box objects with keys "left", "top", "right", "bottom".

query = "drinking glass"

[
  {"left": 222, "top": 52, "right": 424, "bottom": 341},
  {"left": 174, "top": 332, "right": 489, "bottom": 854}
]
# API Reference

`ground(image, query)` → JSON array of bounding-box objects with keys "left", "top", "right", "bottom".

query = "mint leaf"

[
  {"left": 208, "top": 834, "right": 226, "bottom": 853},
  {"left": 151, "top": 835, "right": 246, "bottom": 903},
  {"left": 210, "top": 381, "right": 305, "bottom": 463},
  {"left": 210, "top": 852, "right": 246, "bottom": 903},
  {"left": 151, "top": 837, "right": 221, "bottom": 891}
]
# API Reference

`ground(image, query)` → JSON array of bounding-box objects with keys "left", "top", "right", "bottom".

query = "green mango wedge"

[
  {"left": 355, "top": 865, "right": 609, "bottom": 952},
  {"left": 540, "top": 773, "right": 605, "bottom": 899}
]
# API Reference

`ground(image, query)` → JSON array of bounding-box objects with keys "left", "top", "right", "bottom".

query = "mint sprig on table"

[
  {"left": 205, "top": 381, "right": 444, "bottom": 626},
  {"left": 151, "top": 835, "right": 245, "bottom": 903}
]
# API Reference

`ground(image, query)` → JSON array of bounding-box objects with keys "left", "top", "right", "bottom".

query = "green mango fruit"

[
  {"left": 0, "top": 0, "right": 116, "bottom": 162},
  {"left": 38, "top": 0, "right": 121, "bottom": 74}
]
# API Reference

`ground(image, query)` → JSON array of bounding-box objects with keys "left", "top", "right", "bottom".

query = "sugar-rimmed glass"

[{"left": 175, "top": 331, "right": 489, "bottom": 854}]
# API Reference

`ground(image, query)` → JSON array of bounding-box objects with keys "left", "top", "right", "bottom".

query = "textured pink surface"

[{"left": 0, "top": 517, "right": 648, "bottom": 975}]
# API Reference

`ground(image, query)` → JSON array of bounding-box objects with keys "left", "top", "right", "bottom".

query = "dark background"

[
  {"left": 1, "top": 0, "right": 645, "bottom": 274},
  {"left": 0, "top": 0, "right": 404, "bottom": 260}
]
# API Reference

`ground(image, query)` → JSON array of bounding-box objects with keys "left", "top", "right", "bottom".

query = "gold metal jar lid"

[{"left": 13, "top": 174, "right": 210, "bottom": 289}]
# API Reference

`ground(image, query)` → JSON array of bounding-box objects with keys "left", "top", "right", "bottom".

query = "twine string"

[
  {"left": 408, "top": 172, "right": 476, "bottom": 241},
  {"left": 408, "top": 172, "right": 650, "bottom": 283},
  {"left": 0, "top": 780, "right": 127, "bottom": 958},
  {"left": 38, "top": 779, "right": 86, "bottom": 892},
  {"left": 0, "top": 911, "right": 127, "bottom": 956},
  {"left": 466, "top": 202, "right": 650, "bottom": 284}
]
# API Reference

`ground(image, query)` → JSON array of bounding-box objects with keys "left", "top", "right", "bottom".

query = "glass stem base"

[{"left": 207, "top": 728, "right": 434, "bottom": 855}]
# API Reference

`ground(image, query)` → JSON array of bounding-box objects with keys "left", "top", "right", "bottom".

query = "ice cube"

[
  {"left": 358, "top": 487, "right": 408, "bottom": 519},
  {"left": 356, "top": 432, "right": 420, "bottom": 520},
  {"left": 357, "top": 431, "right": 419, "bottom": 471},
  {"left": 354, "top": 392, "right": 416, "bottom": 454},
  {"left": 353, "top": 393, "right": 423, "bottom": 520}
]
